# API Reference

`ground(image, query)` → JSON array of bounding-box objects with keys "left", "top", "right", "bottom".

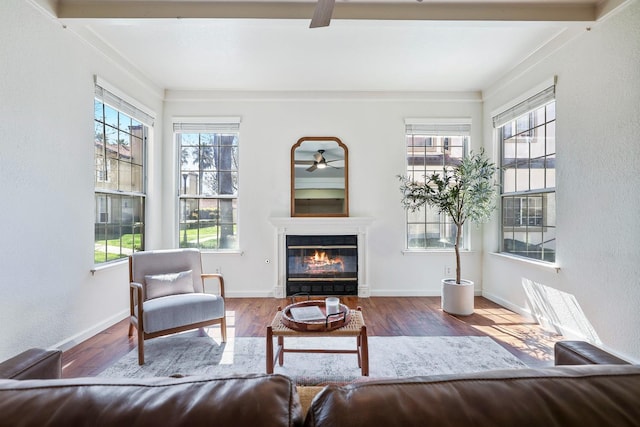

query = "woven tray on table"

[{"left": 280, "top": 300, "right": 351, "bottom": 332}]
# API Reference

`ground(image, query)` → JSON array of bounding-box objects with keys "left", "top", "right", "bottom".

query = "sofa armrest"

[
  {"left": 0, "top": 348, "right": 62, "bottom": 379},
  {"left": 554, "top": 341, "right": 630, "bottom": 366}
]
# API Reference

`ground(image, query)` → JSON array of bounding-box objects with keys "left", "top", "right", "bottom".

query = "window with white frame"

[
  {"left": 494, "top": 85, "right": 556, "bottom": 262},
  {"left": 174, "top": 121, "right": 240, "bottom": 250},
  {"left": 94, "top": 83, "right": 152, "bottom": 264},
  {"left": 404, "top": 120, "right": 470, "bottom": 249}
]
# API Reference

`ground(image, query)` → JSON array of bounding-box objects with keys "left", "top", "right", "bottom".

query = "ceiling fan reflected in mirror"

[
  {"left": 310, "top": 0, "right": 336, "bottom": 28},
  {"left": 296, "top": 149, "right": 343, "bottom": 172}
]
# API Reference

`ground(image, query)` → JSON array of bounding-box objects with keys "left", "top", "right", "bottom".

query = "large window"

[
  {"left": 94, "top": 84, "right": 152, "bottom": 264},
  {"left": 494, "top": 85, "right": 556, "bottom": 262},
  {"left": 175, "top": 121, "right": 239, "bottom": 250},
  {"left": 404, "top": 120, "right": 469, "bottom": 249}
]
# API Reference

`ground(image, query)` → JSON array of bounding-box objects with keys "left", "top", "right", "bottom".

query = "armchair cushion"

[
  {"left": 143, "top": 293, "right": 225, "bottom": 334},
  {"left": 145, "top": 270, "right": 194, "bottom": 300}
]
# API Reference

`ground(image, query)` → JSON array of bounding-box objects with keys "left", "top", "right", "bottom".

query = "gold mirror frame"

[{"left": 291, "top": 136, "right": 349, "bottom": 217}]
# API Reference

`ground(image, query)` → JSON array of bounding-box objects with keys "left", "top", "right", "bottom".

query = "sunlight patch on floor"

[
  {"left": 469, "top": 306, "right": 562, "bottom": 363},
  {"left": 204, "top": 310, "right": 236, "bottom": 365}
]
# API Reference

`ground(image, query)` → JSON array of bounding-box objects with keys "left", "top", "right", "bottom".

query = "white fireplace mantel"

[{"left": 268, "top": 217, "right": 374, "bottom": 298}]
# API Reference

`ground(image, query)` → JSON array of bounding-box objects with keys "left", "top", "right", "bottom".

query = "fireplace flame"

[{"left": 305, "top": 250, "right": 344, "bottom": 272}]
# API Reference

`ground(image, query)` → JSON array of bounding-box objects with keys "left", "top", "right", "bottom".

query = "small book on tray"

[{"left": 289, "top": 305, "right": 325, "bottom": 321}]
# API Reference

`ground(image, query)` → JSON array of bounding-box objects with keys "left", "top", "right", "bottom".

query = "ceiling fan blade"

[
  {"left": 313, "top": 151, "right": 324, "bottom": 162},
  {"left": 295, "top": 160, "right": 315, "bottom": 165},
  {"left": 306, "top": 163, "right": 318, "bottom": 172},
  {"left": 310, "top": 0, "right": 335, "bottom": 28}
]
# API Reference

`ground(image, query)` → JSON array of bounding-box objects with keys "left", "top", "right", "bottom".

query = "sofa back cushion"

[
  {"left": 304, "top": 365, "right": 640, "bottom": 427},
  {"left": 0, "top": 374, "right": 302, "bottom": 427}
]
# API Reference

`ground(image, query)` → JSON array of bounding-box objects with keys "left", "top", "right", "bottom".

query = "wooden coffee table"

[{"left": 266, "top": 307, "right": 369, "bottom": 376}]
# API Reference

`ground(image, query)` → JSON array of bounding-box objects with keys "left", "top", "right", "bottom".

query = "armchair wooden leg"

[
  {"left": 137, "top": 329, "right": 145, "bottom": 365},
  {"left": 128, "top": 322, "right": 134, "bottom": 337},
  {"left": 221, "top": 316, "right": 227, "bottom": 343}
]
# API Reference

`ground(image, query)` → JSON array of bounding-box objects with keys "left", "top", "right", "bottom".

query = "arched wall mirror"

[{"left": 291, "top": 136, "right": 349, "bottom": 217}]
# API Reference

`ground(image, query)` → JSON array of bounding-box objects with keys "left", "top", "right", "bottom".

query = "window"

[
  {"left": 404, "top": 120, "right": 470, "bottom": 249},
  {"left": 494, "top": 85, "right": 556, "bottom": 262},
  {"left": 175, "top": 121, "right": 240, "bottom": 250},
  {"left": 94, "top": 83, "right": 152, "bottom": 264}
]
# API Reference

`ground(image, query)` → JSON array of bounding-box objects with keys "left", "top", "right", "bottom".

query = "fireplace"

[{"left": 286, "top": 235, "right": 358, "bottom": 296}]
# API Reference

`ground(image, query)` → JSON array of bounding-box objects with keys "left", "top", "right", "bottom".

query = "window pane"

[
  {"left": 104, "top": 104, "right": 118, "bottom": 129},
  {"left": 200, "top": 171, "right": 218, "bottom": 196},
  {"left": 131, "top": 136, "right": 143, "bottom": 166},
  {"left": 104, "top": 124, "right": 117, "bottom": 147},
  {"left": 95, "top": 154, "right": 106, "bottom": 189},
  {"left": 530, "top": 126, "right": 546, "bottom": 158},
  {"left": 200, "top": 147, "right": 215, "bottom": 170},
  {"left": 407, "top": 206, "right": 425, "bottom": 223},
  {"left": 181, "top": 146, "right": 199, "bottom": 172},
  {"left": 546, "top": 121, "right": 556, "bottom": 155},
  {"left": 546, "top": 102, "right": 556, "bottom": 121},
  {"left": 546, "top": 155, "right": 556, "bottom": 188},
  {"left": 515, "top": 165, "right": 530, "bottom": 192},
  {"left": 131, "top": 164, "right": 143, "bottom": 193},
  {"left": 118, "top": 130, "right": 131, "bottom": 160},
  {"left": 543, "top": 193, "right": 556, "bottom": 227},
  {"left": 118, "top": 111, "right": 132, "bottom": 133},
  {"left": 118, "top": 162, "right": 132, "bottom": 192},
  {"left": 532, "top": 105, "right": 546, "bottom": 127},
  {"left": 542, "top": 226, "right": 556, "bottom": 262},
  {"left": 218, "top": 199, "right": 238, "bottom": 249},
  {"left": 221, "top": 171, "right": 238, "bottom": 196},
  {"left": 530, "top": 161, "right": 546, "bottom": 191},
  {"left": 407, "top": 224, "right": 427, "bottom": 249},
  {"left": 104, "top": 157, "right": 118, "bottom": 191},
  {"left": 516, "top": 115, "right": 530, "bottom": 134}
]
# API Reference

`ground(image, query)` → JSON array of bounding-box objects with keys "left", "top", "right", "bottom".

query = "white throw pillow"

[{"left": 144, "top": 270, "right": 194, "bottom": 300}]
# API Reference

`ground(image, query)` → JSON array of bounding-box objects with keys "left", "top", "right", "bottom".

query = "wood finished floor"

[{"left": 61, "top": 296, "right": 562, "bottom": 378}]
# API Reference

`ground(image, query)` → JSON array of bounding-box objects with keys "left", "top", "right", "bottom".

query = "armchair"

[{"left": 128, "top": 248, "right": 227, "bottom": 365}]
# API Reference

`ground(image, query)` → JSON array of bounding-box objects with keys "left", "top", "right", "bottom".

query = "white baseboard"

[
  {"left": 371, "top": 289, "right": 482, "bottom": 297},
  {"left": 480, "top": 291, "right": 534, "bottom": 320},
  {"left": 52, "top": 309, "right": 129, "bottom": 352},
  {"left": 226, "top": 290, "right": 275, "bottom": 298}
]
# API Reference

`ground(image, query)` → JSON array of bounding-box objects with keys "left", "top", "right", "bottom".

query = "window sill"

[
  {"left": 90, "top": 259, "right": 127, "bottom": 275},
  {"left": 201, "top": 249, "right": 244, "bottom": 255},
  {"left": 490, "top": 252, "right": 560, "bottom": 272},
  {"left": 402, "top": 249, "right": 477, "bottom": 255}
]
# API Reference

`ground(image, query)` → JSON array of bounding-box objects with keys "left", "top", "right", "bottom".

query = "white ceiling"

[{"left": 34, "top": 0, "right": 625, "bottom": 92}]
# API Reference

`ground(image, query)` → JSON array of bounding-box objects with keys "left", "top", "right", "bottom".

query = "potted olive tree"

[{"left": 399, "top": 148, "right": 497, "bottom": 315}]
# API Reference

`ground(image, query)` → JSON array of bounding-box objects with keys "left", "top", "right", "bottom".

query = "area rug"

[{"left": 99, "top": 332, "right": 527, "bottom": 385}]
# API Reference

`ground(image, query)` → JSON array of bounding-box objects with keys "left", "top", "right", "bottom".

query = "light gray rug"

[{"left": 99, "top": 332, "right": 527, "bottom": 385}]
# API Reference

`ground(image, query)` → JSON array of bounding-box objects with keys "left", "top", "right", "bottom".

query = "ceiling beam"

[{"left": 56, "top": 1, "right": 598, "bottom": 22}]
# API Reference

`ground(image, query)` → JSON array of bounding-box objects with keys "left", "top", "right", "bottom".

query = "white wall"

[
  {"left": 0, "top": 0, "right": 164, "bottom": 360},
  {"left": 481, "top": 1, "right": 640, "bottom": 361},
  {"left": 162, "top": 93, "right": 485, "bottom": 298}
]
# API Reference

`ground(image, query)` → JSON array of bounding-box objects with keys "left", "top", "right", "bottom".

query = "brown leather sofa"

[{"left": 0, "top": 342, "right": 637, "bottom": 427}]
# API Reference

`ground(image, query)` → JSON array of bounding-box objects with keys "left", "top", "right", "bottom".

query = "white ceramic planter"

[{"left": 441, "top": 279, "right": 475, "bottom": 316}]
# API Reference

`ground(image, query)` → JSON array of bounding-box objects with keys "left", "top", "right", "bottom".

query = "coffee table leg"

[
  {"left": 266, "top": 326, "right": 274, "bottom": 374},
  {"left": 278, "top": 336, "right": 284, "bottom": 366},
  {"left": 360, "top": 325, "right": 369, "bottom": 376}
]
